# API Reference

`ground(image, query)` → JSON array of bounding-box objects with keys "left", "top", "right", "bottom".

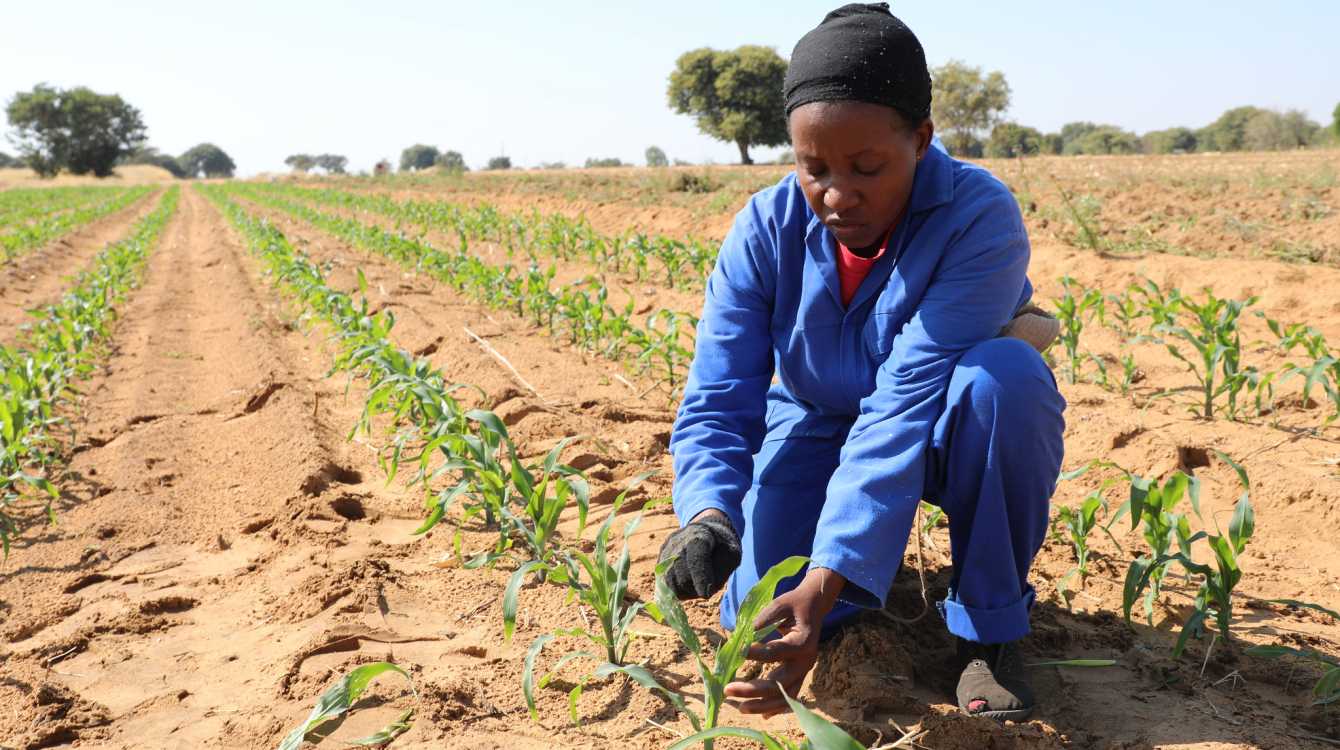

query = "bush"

[
  {"left": 1063, "top": 125, "right": 1140, "bottom": 155},
  {"left": 178, "top": 143, "right": 235, "bottom": 178},
  {"left": 672, "top": 158, "right": 694, "bottom": 167},
  {"left": 486, "top": 156, "right": 512, "bottom": 170},
  {"left": 400, "top": 144, "right": 439, "bottom": 172},
  {"left": 434, "top": 150, "right": 466, "bottom": 171},
  {"left": 774, "top": 150, "right": 794, "bottom": 165},
  {"left": 1333, "top": 101, "right": 1340, "bottom": 137},
  {"left": 645, "top": 146, "right": 668, "bottom": 168},
  {"left": 1243, "top": 109, "right": 1321, "bottom": 151},
  {"left": 535, "top": 161, "right": 566, "bottom": 170},
  {"left": 5, "top": 84, "right": 147, "bottom": 178},
  {"left": 0, "top": 151, "right": 22, "bottom": 169},
  {"left": 1143, "top": 127, "right": 1198, "bottom": 154},
  {"left": 1194, "top": 106, "right": 1265, "bottom": 152},
  {"left": 985, "top": 123, "right": 1046, "bottom": 158},
  {"left": 671, "top": 171, "right": 719, "bottom": 193},
  {"left": 584, "top": 157, "right": 625, "bottom": 168},
  {"left": 1059, "top": 122, "right": 1097, "bottom": 152}
]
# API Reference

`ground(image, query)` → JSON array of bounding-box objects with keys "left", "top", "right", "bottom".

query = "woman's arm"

[{"left": 668, "top": 207, "right": 778, "bottom": 534}]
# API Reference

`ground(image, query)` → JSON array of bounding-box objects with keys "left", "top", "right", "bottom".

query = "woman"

[{"left": 656, "top": 3, "right": 1066, "bottom": 722}]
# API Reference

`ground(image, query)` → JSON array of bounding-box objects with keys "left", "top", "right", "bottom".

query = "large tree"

[
  {"left": 667, "top": 45, "right": 789, "bottom": 165},
  {"left": 400, "top": 144, "right": 439, "bottom": 172},
  {"left": 931, "top": 60, "right": 1010, "bottom": 158},
  {"left": 4, "top": 84, "right": 147, "bottom": 178},
  {"left": 178, "top": 143, "right": 235, "bottom": 178}
]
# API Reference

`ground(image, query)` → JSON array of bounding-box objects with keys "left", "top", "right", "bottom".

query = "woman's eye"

[{"left": 854, "top": 164, "right": 881, "bottom": 176}]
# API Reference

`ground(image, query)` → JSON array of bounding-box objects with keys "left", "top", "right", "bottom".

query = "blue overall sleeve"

[
  {"left": 668, "top": 204, "right": 776, "bottom": 534},
  {"left": 814, "top": 206, "right": 1031, "bottom": 609}
]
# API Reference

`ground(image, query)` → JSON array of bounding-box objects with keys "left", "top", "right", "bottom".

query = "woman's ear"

[{"left": 915, "top": 119, "right": 936, "bottom": 162}]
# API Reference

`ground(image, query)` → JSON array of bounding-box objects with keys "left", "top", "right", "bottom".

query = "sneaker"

[{"left": 955, "top": 636, "right": 1036, "bottom": 721}]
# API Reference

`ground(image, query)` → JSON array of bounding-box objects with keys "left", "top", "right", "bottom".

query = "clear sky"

[{"left": 3, "top": 0, "right": 1336, "bottom": 176}]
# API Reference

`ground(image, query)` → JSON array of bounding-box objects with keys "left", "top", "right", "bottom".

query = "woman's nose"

[{"left": 824, "top": 183, "right": 859, "bottom": 214}]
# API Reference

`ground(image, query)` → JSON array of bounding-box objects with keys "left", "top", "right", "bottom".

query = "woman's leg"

[
  {"left": 924, "top": 337, "right": 1066, "bottom": 644},
  {"left": 720, "top": 433, "right": 863, "bottom": 635}
]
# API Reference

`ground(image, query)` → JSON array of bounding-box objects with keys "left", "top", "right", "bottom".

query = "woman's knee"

[{"left": 950, "top": 338, "right": 1063, "bottom": 423}]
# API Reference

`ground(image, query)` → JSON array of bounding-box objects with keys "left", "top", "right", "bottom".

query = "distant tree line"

[
  {"left": 982, "top": 106, "right": 1331, "bottom": 159},
  {"left": 3, "top": 84, "right": 235, "bottom": 178}
]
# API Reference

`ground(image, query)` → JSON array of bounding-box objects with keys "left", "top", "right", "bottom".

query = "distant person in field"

[{"left": 658, "top": 2, "right": 1066, "bottom": 722}]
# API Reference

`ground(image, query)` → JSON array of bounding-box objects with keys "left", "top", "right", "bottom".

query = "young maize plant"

[
  {"left": 1266, "top": 321, "right": 1340, "bottom": 425},
  {"left": 646, "top": 555, "right": 810, "bottom": 749},
  {"left": 275, "top": 662, "right": 415, "bottom": 750},
  {"left": 1124, "top": 451, "right": 1254, "bottom": 659},
  {"left": 508, "top": 473, "right": 678, "bottom": 727},
  {"left": 1133, "top": 288, "right": 1261, "bottom": 420},
  {"left": 0, "top": 186, "right": 151, "bottom": 259},
  {"left": 1117, "top": 471, "right": 1205, "bottom": 626},
  {"left": 0, "top": 187, "right": 178, "bottom": 555},
  {"left": 1050, "top": 274, "right": 1104, "bottom": 385}
]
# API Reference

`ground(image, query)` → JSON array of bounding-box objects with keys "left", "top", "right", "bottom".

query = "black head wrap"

[{"left": 783, "top": 3, "right": 932, "bottom": 122}]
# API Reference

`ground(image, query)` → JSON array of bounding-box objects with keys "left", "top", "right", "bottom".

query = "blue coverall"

[{"left": 668, "top": 141, "right": 1066, "bottom": 645}]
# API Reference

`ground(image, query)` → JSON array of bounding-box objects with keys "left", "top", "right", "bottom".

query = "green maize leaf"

[
  {"left": 275, "top": 662, "right": 414, "bottom": 750},
  {"left": 1243, "top": 644, "right": 1317, "bottom": 660},
  {"left": 649, "top": 558, "right": 701, "bottom": 656},
  {"left": 1315, "top": 668, "right": 1340, "bottom": 705},
  {"left": 781, "top": 688, "right": 864, "bottom": 749},
  {"left": 504, "top": 560, "right": 548, "bottom": 644},
  {"left": 1024, "top": 660, "right": 1117, "bottom": 667},
  {"left": 521, "top": 633, "right": 554, "bottom": 721},
  {"left": 1056, "top": 459, "right": 1127, "bottom": 485},
  {"left": 347, "top": 708, "right": 413, "bottom": 747},
  {"left": 1122, "top": 556, "right": 1153, "bottom": 627},
  {"left": 466, "top": 408, "right": 510, "bottom": 443},
  {"left": 1264, "top": 599, "right": 1340, "bottom": 621},
  {"left": 667, "top": 728, "right": 790, "bottom": 750},
  {"left": 714, "top": 555, "right": 808, "bottom": 687},
  {"left": 1172, "top": 609, "right": 1210, "bottom": 660},
  {"left": 1228, "top": 494, "right": 1255, "bottom": 554},
  {"left": 582, "top": 661, "right": 701, "bottom": 732}
]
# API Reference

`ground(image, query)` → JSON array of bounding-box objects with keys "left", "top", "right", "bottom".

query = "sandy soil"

[{"left": 1, "top": 156, "right": 1339, "bottom": 750}]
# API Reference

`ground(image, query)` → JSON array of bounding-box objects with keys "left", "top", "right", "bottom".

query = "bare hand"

[{"left": 723, "top": 568, "right": 846, "bottom": 718}]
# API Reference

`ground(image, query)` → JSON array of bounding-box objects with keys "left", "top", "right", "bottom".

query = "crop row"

[
  {"left": 0, "top": 185, "right": 127, "bottom": 228},
  {"left": 249, "top": 182, "right": 720, "bottom": 292},
  {"left": 0, "top": 186, "right": 178, "bottom": 555},
  {"left": 1049, "top": 273, "right": 1340, "bottom": 425},
  {"left": 224, "top": 184, "right": 698, "bottom": 403},
  {"left": 201, "top": 185, "right": 880, "bottom": 748},
  {"left": 0, "top": 186, "right": 153, "bottom": 260}
]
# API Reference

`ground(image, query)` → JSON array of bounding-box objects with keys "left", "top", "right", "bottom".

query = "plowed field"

[{"left": 3, "top": 151, "right": 1340, "bottom": 750}]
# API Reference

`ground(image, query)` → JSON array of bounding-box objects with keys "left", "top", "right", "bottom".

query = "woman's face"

[{"left": 789, "top": 101, "right": 934, "bottom": 253}]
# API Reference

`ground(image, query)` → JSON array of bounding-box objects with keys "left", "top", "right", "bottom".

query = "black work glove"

[{"left": 657, "top": 514, "right": 742, "bottom": 600}]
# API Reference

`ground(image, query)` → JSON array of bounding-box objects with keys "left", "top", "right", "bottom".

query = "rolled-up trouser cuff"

[{"left": 939, "top": 585, "right": 1036, "bottom": 644}]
